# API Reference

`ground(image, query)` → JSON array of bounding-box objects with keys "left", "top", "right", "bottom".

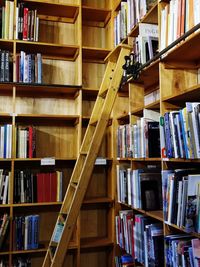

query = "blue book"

[{"left": 31, "top": 215, "right": 39, "bottom": 249}]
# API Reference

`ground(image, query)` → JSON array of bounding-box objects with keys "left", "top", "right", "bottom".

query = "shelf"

[
  {"left": 130, "top": 59, "right": 160, "bottom": 89},
  {"left": 12, "top": 202, "right": 62, "bottom": 207},
  {"left": 0, "top": 39, "right": 14, "bottom": 50},
  {"left": 82, "top": 6, "right": 111, "bottom": 27},
  {"left": 165, "top": 222, "right": 200, "bottom": 238},
  {"left": 162, "top": 30, "right": 200, "bottom": 67},
  {"left": 11, "top": 248, "right": 47, "bottom": 255},
  {"left": 113, "top": 0, "right": 121, "bottom": 11},
  {"left": 117, "top": 113, "right": 130, "bottom": 123},
  {"left": 80, "top": 237, "right": 113, "bottom": 249},
  {"left": 162, "top": 158, "right": 200, "bottom": 163},
  {"left": 15, "top": 83, "right": 81, "bottom": 97},
  {"left": 16, "top": 41, "right": 79, "bottom": 61},
  {"left": 162, "top": 84, "right": 200, "bottom": 104},
  {"left": 145, "top": 99, "right": 160, "bottom": 110},
  {"left": 14, "top": 157, "right": 77, "bottom": 162},
  {"left": 82, "top": 47, "right": 111, "bottom": 63},
  {"left": 129, "top": 2, "right": 158, "bottom": 38},
  {"left": 22, "top": 0, "right": 79, "bottom": 23},
  {"left": 15, "top": 114, "right": 79, "bottom": 124},
  {"left": 83, "top": 197, "right": 113, "bottom": 205},
  {"left": 119, "top": 202, "right": 163, "bottom": 222}
]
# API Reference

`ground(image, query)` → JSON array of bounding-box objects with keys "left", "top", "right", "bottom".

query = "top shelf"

[
  {"left": 23, "top": 0, "right": 79, "bottom": 23},
  {"left": 82, "top": 6, "right": 111, "bottom": 27}
]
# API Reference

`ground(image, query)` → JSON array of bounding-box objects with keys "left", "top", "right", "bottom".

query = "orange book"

[
  {"left": 189, "top": 0, "right": 194, "bottom": 29},
  {"left": 180, "top": 0, "right": 186, "bottom": 35},
  {"left": 177, "top": 0, "right": 182, "bottom": 38}
]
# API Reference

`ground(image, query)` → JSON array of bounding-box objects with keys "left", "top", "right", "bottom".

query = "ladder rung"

[
  {"left": 80, "top": 151, "right": 88, "bottom": 155},
  {"left": 50, "top": 241, "right": 58, "bottom": 248},
  {"left": 89, "top": 120, "right": 98, "bottom": 126},
  {"left": 99, "top": 88, "right": 108, "bottom": 98},
  {"left": 70, "top": 182, "right": 77, "bottom": 189}
]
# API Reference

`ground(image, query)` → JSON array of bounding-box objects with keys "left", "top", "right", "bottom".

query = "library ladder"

[{"left": 42, "top": 44, "right": 131, "bottom": 267}]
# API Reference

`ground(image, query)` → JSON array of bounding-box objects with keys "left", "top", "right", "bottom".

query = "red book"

[
  {"left": 50, "top": 172, "right": 57, "bottom": 202},
  {"left": 44, "top": 173, "right": 51, "bottom": 202},
  {"left": 23, "top": 7, "right": 29, "bottom": 40},
  {"left": 37, "top": 173, "right": 44, "bottom": 202},
  {"left": 180, "top": 0, "right": 186, "bottom": 36}
]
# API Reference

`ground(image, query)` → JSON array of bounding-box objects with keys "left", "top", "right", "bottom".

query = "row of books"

[
  {"left": 117, "top": 109, "right": 160, "bottom": 159},
  {"left": 0, "top": 170, "right": 11, "bottom": 205},
  {"left": 16, "top": 2, "right": 39, "bottom": 41},
  {"left": 14, "top": 170, "right": 63, "bottom": 204},
  {"left": 16, "top": 51, "right": 42, "bottom": 84},
  {"left": 116, "top": 165, "right": 162, "bottom": 210},
  {"left": 114, "top": 0, "right": 156, "bottom": 46},
  {"left": 0, "top": 50, "right": 12, "bottom": 82},
  {"left": 0, "top": 261, "right": 8, "bottom": 267},
  {"left": 0, "top": 124, "right": 12, "bottom": 159},
  {"left": 13, "top": 215, "right": 39, "bottom": 251},
  {"left": 16, "top": 126, "right": 36, "bottom": 159},
  {"left": 160, "top": 0, "right": 200, "bottom": 50},
  {"left": 13, "top": 257, "right": 31, "bottom": 267},
  {"left": 160, "top": 102, "right": 200, "bottom": 159},
  {"left": 115, "top": 211, "right": 164, "bottom": 266},
  {"left": 162, "top": 169, "right": 200, "bottom": 234},
  {"left": 144, "top": 88, "right": 159, "bottom": 106},
  {"left": 0, "top": 214, "right": 9, "bottom": 249},
  {"left": 133, "top": 23, "right": 158, "bottom": 65},
  {"left": 165, "top": 235, "right": 200, "bottom": 267},
  {"left": 0, "top": 1, "right": 14, "bottom": 40}
]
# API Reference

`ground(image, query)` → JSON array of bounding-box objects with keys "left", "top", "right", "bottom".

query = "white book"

[
  {"left": 180, "top": 177, "right": 188, "bottom": 227},
  {"left": 167, "top": 174, "right": 174, "bottom": 223},
  {"left": 169, "top": 111, "right": 180, "bottom": 158},
  {"left": 15, "top": 7, "right": 19, "bottom": 39},
  {"left": 116, "top": 165, "right": 120, "bottom": 202},
  {"left": 20, "top": 170, "right": 25, "bottom": 202},
  {"left": 24, "top": 216, "right": 29, "bottom": 250},
  {"left": 8, "top": 1, "right": 14, "bottom": 40},
  {"left": 2, "top": 174, "right": 9, "bottom": 204},
  {"left": 0, "top": 126, "right": 4, "bottom": 158},
  {"left": 176, "top": 180, "right": 183, "bottom": 226},
  {"left": 127, "top": 168, "right": 132, "bottom": 205}
]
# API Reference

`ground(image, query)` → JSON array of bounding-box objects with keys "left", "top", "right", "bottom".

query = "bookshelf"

[
  {"left": 0, "top": 0, "right": 116, "bottom": 266},
  {"left": 112, "top": 0, "right": 200, "bottom": 266}
]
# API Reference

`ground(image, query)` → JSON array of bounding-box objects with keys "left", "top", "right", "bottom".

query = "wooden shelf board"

[
  {"left": 23, "top": 0, "right": 79, "bottom": 22},
  {"left": 82, "top": 6, "right": 111, "bottom": 26},
  {"left": 131, "top": 59, "right": 160, "bottom": 89},
  {"left": 129, "top": 3, "right": 158, "bottom": 38},
  {"left": 14, "top": 157, "right": 76, "bottom": 162},
  {"left": 145, "top": 100, "right": 160, "bottom": 110},
  {"left": 15, "top": 114, "right": 80, "bottom": 125},
  {"left": 80, "top": 237, "right": 113, "bottom": 249},
  {"left": 11, "top": 248, "right": 47, "bottom": 255},
  {"left": 131, "top": 106, "right": 144, "bottom": 116},
  {"left": 82, "top": 47, "right": 111, "bottom": 62},
  {"left": 0, "top": 251, "right": 9, "bottom": 255},
  {"left": 117, "top": 113, "right": 130, "bottom": 121},
  {"left": 15, "top": 82, "right": 81, "bottom": 97},
  {"left": 132, "top": 157, "right": 161, "bottom": 161},
  {"left": 83, "top": 197, "right": 113, "bottom": 204},
  {"left": 162, "top": 158, "right": 200, "bottom": 163},
  {"left": 16, "top": 41, "right": 79, "bottom": 61},
  {"left": 162, "top": 30, "right": 200, "bottom": 66},
  {"left": 162, "top": 84, "right": 200, "bottom": 104},
  {"left": 12, "top": 202, "right": 62, "bottom": 207},
  {"left": 165, "top": 222, "right": 200, "bottom": 238},
  {"left": 0, "top": 204, "right": 11, "bottom": 208}
]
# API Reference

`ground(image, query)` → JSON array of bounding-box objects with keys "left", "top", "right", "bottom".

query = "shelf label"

[
  {"left": 95, "top": 158, "right": 107, "bottom": 165},
  {"left": 41, "top": 157, "right": 55, "bottom": 166}
]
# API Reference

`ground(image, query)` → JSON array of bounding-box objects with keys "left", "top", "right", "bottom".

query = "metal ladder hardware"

[{"left": 42, "top": 45, "right": 131, "bottom": 267}]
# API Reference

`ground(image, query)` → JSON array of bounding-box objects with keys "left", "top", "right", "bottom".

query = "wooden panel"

[
  {"left": 39, "top": 21, "right": 76, "bottom": 45},
  {"left": 85, "top": 166, "right": 107, "bottom": 199},
  {"left": 82, "top": 6, "right": 111, "bottom": 25},
  {"left": 80, "top": 248, "right": 111, "bottom": 267},
  {"left": 82, "top": 47, "right": 110, "bottom": 62},
  {"left": 82, "top": 0, "right": 111, "bottom": 9},
  {"left": 15, "top": 96, "right": 80, "bottom": 115},
  {"left": 111, "top": 94, "right": 129, "bottom": 119},
  {"left": 35, "top": 125, "right": 78, "bottom": 158},
  {"left": 82, "top": 62, "right": 105, "bottom": 88},
  {"left": 0, "top": 95, "right": 13, "bottom": 114},
  {"left": 82, "top": 26, "right": 109, "bottom": 49},
  {"left": 129, "top": 82, "right": 144, "bottom": 113},
  {"left": 82, "top": 99, "right": 95, "bottom": 117},
  {"left": 43, "top": 59, "right": 80, "bottom": 85},
  {"left": 80, "top": 208, "right": 107, "bottom": 239},
  {"left": 159, "top": 63, "right": 198, "bottom": 100}
]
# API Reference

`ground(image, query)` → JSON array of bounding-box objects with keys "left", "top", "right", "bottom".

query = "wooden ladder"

[{"left": 42, "top": 45, "right": 131, "bottom": 267}]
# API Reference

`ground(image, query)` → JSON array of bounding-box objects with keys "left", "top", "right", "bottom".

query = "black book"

[{"left": 148, "top": 121, "right": 160, "bottom": 158}]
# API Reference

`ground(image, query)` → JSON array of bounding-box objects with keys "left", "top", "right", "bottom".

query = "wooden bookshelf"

[{"left": 0, "top": 0, "right": 115, "bottom": 266}]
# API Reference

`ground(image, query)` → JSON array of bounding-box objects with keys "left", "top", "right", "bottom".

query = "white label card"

[{"left": 41, "top": 158, "right": 55, "bottom": 166}]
